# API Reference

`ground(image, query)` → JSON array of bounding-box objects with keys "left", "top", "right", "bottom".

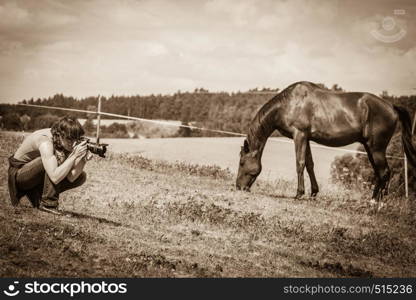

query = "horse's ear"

[{"left": 243, "top": 139, "right": 249, "bottom": 153}]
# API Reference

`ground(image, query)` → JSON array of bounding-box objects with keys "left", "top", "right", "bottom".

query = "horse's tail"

[{"left": 394, "top": 105, "right": 416, "bottom": 167}]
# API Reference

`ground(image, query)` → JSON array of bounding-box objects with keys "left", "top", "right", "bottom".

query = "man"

[{"left": 8, "top": 116, "right": 90, "bottom": 214}]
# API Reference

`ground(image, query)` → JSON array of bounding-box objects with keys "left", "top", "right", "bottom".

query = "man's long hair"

[{"left": 51, "top": 117, "right": 85, "bottom": 162}]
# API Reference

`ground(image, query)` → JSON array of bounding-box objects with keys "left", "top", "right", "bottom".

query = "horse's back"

[
  {"left": 283, "top": 82, "right": 397, "bottom": 146},
  {"left": 297, "top": 83, "right": 396, "bottom": 124}
]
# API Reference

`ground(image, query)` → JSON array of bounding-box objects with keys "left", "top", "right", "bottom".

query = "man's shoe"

[{"left": 38, "top": 205, "right": 63, "bottom": 215}]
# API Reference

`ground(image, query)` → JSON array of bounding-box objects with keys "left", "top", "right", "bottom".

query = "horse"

[{"left": 236, "top": 81, "right": 416, "bottom": 202}]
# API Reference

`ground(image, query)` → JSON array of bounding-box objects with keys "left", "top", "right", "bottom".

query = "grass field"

[
  {"left": 1, "top": 131, "right": 416, "bottom": 277},
  {"left": 100, "top": 137, "right": 361, "bottom": 182}
]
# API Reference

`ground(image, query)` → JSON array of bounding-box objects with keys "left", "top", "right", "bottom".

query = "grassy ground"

[
  {"left": 100, "top": 136, "right": 360, "bottom": 183},
  {"left": 1, "top": 131, "right": 415, "bottom": 277}
]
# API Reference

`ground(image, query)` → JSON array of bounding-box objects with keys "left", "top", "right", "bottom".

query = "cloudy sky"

[{"left": 0, "top": 0, "right": 415, "bottom": 103}]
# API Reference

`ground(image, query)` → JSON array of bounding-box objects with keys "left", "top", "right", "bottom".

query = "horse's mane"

[{"left": 247, "top": 84, "right": 295, "bottom": 149}]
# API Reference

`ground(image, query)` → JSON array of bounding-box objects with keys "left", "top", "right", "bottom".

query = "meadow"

[
  {"left": 1, "top": 131, "right": 415, "bottom": 277},
  {"left": 100, "top": 137, "right": 361, "bottom": 182}
]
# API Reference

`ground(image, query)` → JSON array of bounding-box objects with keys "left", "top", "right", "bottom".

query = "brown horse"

[{"left": 236, "top": 81, "right": 416, "bottom": 201}]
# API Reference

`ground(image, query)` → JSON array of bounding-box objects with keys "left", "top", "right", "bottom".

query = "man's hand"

[
  {"left": 85, "top": 152, "right": 93, "bottom": 161},
  {"left": 67, "top": 141, "right": 89, "bottom": 182},
  {"left": 71, "top": 140, "right": 88, "bottom": 159}
]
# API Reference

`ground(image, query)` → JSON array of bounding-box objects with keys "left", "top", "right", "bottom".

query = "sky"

[{"left": 0, "top": 0, "right": 415, "bottom": 103}]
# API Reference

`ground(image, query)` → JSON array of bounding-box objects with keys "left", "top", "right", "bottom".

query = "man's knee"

[
  {"left": 67, "top": 172, "right": 87, "bottom": 187},
  {"left": 56, "top": 172, "right": 86, "bottom": 194},
  {"left": 76, "top": 172, "right": 87, "bottom": 186}
]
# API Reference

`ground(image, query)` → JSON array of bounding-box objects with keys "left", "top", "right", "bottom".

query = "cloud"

[
  {"left": 0, "top": 0, "right": 415, "bottom": 103},
  {"left": 0, "top": 1, "right": 30, "bottom": 27}
]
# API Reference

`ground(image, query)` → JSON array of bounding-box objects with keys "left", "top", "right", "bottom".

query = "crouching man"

[{"left": 8, "top": 116, "right": 90, "bottom": 214}]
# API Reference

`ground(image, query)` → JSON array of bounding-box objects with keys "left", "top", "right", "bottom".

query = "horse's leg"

[
  {"left": 363, "top": 143, "right": 381, "bottom": 200},
  {"left": 364, "top": 143, "right": 390, "bottom": 203},
  {"left": 294, "top": 130, "right": 308, "bottom": 199},
  {"left": 360, "top": 99, "right": 395, "bottom": 207},
  {"left": 372, "top": 151, "right": 390, "bottom": 202},
  {"left": 305, "top": 141, "right": 319, "bottom": 197}
]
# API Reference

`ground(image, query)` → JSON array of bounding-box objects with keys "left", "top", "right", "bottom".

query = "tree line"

[
  {"left": 0, "top": 90, "right": 274, "bottom": 136},
  {"left": 1, "top": 85, "right": 415, "bottom": 138}
]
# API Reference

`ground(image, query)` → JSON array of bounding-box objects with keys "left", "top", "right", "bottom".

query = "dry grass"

[{"left": 1, "top": 131, "right": 415, "bottom": 277}]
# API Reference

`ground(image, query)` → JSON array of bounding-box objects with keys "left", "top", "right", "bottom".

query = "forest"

[{"left": 1, "top": 84, "right": 415, "bottom": 138}]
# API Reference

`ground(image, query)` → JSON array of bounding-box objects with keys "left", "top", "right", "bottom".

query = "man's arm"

[
  {"left": 66, "top": 155, "right": 87, "bottom": 182},
  {"left": 38, "top": 138, "right": 87, "bottom": 185},
  {"left": 39, "top": 140, "right": 77, "bottom": 184}
]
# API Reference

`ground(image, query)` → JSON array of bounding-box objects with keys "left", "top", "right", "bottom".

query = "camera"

[{"left": 79, "top": 138, "right": 108, "bottom": 158}]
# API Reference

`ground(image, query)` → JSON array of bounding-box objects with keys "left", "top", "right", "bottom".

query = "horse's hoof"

[
  {"left": 310, "top": 192, "right": 318, "bottom": 198},
  {"left": 294, "top": 193, "right": 305, "bottom": 200}
]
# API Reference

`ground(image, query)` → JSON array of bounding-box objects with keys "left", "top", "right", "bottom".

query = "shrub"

[
  {"left": 176, "top": 121, "right": 192, "bottom": 137},
  {"left": 2, "top": 113, "right": 22, "bottom": 130},
  {"left": 100, "top": 123, "right": 129, "bottom": 138},
  {"left": 83, "top": 118, "right": 95, "bottom": 135},
  {"left": 330, "top": 132, "right": 415, "bottom": 197},
  {"left": 30, "top": 114, "right": 60, "bottom": 129}
]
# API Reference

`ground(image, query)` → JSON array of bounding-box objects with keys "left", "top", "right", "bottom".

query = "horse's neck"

[
  {"left": 247, "top": 105, "right": 279, "bottom": 153},
  {"left": 247, "top": 133, "right": 267, "bottom": 154}
]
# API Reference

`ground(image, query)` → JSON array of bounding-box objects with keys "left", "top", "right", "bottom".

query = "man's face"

[{"left": 60, "top": 135, "right": 77, "bottom": 152}]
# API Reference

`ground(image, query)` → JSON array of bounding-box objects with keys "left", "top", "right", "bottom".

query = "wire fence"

[
  {"left": 2, "top": 101, "right": 411, "bottom": 198},
  {"left": 16, "top": 103, "right": 404, "bottom": 160}
]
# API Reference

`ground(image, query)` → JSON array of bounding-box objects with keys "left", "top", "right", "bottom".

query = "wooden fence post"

[
  {"left": 96, "top": 95, "right": 102, "bottom": 144},
  {"left": 405, "top": 111, "right": 416, "bottom": 199}
]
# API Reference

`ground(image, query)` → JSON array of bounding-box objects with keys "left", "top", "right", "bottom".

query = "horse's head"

[{"left": 236, "top": 139, "right": 262, "bottom": 191}]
